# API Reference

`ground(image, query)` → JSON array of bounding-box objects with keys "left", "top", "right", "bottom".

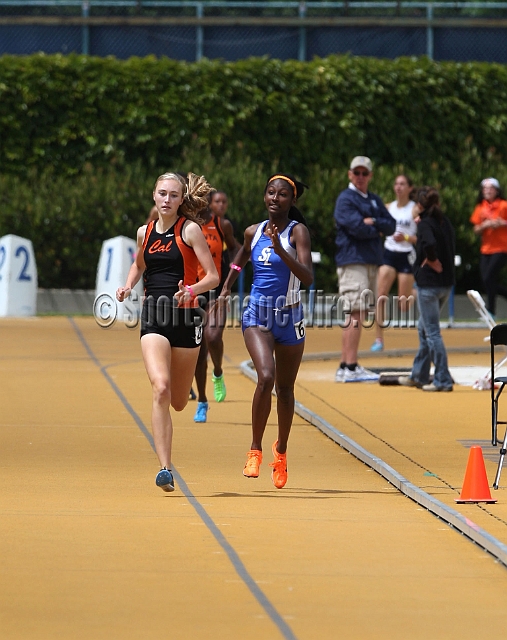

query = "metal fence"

[{"left": 1, "top": 1, "right": 507, "bottom": 61}]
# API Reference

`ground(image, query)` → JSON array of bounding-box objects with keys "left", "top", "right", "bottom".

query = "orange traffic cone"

[{"left": 456, "top": 446, "right": 497, "bottom": 504}]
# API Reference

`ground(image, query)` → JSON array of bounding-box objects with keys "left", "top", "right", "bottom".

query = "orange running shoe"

[
  {"left": 243, "top": 449, "right": 262, "bottom": 478},
  {"left": 270, "top": 441, "right": 288, "bottom": 489}
]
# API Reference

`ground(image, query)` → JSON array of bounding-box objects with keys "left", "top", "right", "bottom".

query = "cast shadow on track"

[
  {"left": 194, "top": 420, "right": 252, "bottom": 426},
  {"left": 211, "top": 489, "right": 401, "bottom": 499}
]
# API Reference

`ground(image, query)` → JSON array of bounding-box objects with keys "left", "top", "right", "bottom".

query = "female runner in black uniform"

[{"left": 117, "top": 172, "right": 219, "bottom": 492}]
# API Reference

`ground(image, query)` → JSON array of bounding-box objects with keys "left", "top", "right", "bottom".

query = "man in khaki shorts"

[{"left": 334, "top": 156, "right": 396, "bottom": 382}]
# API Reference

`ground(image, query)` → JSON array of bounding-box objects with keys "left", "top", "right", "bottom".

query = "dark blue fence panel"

[
  {"left": 90, "top": 26, "right": 197, "bottom": 59},
  {"left": 203, "top": 26, "right": 299, "bottom": 60},
  {"left": 307, "top": 27, "right": 427, "bottom": 59},
  {"left": 0, "top": 25, "right": 82, "bottom": 55},
  {"left": 3, "top": 24, "right": 507, "bottom": 62},
  {"left": 434, "top": 28, "right": 507, "bottom": 63},
  {"left": 2, "top": 3, "right": 507, "bottom": 63}
]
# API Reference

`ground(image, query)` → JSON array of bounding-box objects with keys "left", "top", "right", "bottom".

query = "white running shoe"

[
  {"left": 335, "top": 367, "right": 346, "bottom": 382},
  {"left": 343, "top": 366, "right": 380, "bottom": 383}
]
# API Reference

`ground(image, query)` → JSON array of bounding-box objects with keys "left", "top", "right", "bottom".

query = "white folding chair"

[
  {"left": 490, "top": 325, "right": 507, "bottom": 488},
  {"left": 467, "top": 290, "right": 507, "bottom": 390}
]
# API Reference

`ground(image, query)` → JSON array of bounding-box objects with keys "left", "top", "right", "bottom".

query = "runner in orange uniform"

[{"left": 193, "top": 199, "right": 238, "bottom": 422}]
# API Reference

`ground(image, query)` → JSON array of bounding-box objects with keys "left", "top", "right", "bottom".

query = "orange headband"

[{"left": 268, "top": 175, "right": 297, "bottom": 198}]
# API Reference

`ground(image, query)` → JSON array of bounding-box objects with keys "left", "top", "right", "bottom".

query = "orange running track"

[{"left": 1, "top": 316, "right": 507, "bottom": 639}]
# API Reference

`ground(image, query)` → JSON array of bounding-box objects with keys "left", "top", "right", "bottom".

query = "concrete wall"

[{"left": 37, "top": 289, "right": 96, "bottom": 316}]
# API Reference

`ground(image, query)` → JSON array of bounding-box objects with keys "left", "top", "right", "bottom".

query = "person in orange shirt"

[{"left": 470, "top": 177, "right": 507, "bottom": 316}]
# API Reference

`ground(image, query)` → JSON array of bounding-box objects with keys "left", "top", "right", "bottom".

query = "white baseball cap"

[
  {"left": 350, "top": 156, "right": 373, "bottom": 172},
  {"left": 481, "top": 177, "right": 500, "bottom": 189}
]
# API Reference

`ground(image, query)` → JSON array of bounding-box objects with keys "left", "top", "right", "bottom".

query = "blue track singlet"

[
  {"left": 249, "top": 220, "right": 301, "bottom": 309},
  {"left": 242, "top": 220, "right": 305, "bottom": 345}
]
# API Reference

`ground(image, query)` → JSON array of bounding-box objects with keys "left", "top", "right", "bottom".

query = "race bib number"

[
  {"left": 195, "top": 323, "right": 203, "bottom": 345},
  {"left": 294, "top": 318, "right": 306, "bottom": 340}
]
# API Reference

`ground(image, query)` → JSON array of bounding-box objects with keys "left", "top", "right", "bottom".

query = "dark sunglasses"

[{"left": 353, "top": 169, "right": 370, "bottom": 177}]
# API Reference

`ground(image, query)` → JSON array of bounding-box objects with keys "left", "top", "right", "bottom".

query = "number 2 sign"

[{"left": 0, "top": 235, "right": 38, "bottom": 316}]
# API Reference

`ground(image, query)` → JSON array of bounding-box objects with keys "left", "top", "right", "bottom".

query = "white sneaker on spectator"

[
  {"left": 343, "top": 366, "right": 380, "bottom": 383},
  {"left": 335, "top": 367, "right": 346, "bottom": 382}
]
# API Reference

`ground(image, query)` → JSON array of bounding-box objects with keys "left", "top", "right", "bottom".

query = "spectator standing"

[
  {"left": 470, "top": 177, "right": 507, "bottom": 317},
  {"left": 371, "top": 174, "right": 418, "bottom": 352},
  {"left": 334, "top": 156, "right": 396, "bottom": 382},
  {"left": 398, "top": 186, "right": 455, "bottom": 392}
]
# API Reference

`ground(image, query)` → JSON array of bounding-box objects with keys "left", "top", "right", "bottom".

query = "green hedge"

[
  {"left": 2, "top": 53, "right": 507, "bottom": 177},
  {"left": 2, "top": 53, "right": 507, "bottom": 292}
]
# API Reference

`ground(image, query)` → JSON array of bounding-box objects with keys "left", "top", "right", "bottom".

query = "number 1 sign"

[
  {"left": 0, "top": 235, "right": 38, "bottom": 316},
  {"left": 95, "top": 236, "right": 143, "bottom": 326}
]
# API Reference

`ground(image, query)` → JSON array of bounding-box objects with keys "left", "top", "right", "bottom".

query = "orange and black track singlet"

[
  {"left": 197, "top": 214, "right": 224, "bottom": 281},
  {"left": 142, "top": 217, "right": 198, "bottom": 303}
]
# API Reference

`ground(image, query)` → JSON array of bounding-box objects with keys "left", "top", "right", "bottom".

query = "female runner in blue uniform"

[
  {"left": 116, "top": 172, "right": 219, "bottom": 492},
  {"left": 218, "top": 174, "right": 313, "bottom": 489}
]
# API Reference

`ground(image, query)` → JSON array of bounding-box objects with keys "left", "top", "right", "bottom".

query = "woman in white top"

[{"left": 371, "top": 174, "right": 418, "bottom": 351}]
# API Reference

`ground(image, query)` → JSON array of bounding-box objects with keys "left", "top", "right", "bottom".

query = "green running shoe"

[{"left": 212, "top": 373, "right": 226, "bottom": 402}]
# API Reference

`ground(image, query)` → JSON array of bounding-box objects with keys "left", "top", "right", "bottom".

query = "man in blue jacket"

[{"left": 334, "top": 156, "right": 396, "bottom": 382}]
